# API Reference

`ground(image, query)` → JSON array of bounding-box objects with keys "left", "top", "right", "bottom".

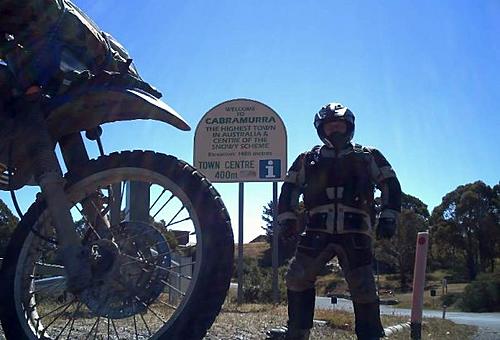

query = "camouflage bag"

[{"left": 0, "top": 0, "right": 139, "bottom": 91}]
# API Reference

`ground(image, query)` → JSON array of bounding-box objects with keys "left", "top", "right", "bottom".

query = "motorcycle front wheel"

[{"left": 0, "top": 151, "right": 234, "bottom": 339}]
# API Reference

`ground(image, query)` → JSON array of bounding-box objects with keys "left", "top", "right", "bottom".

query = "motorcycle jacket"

[{"left": 278, "top": 143, "right": 401, "bottom": 236}]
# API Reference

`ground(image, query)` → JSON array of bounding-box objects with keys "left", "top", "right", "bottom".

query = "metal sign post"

[
  {"left": 272, "top": 182, "right": 279, "bottom": 303},
  {"left": 194, "top": 98, "right": 287, "bottom": 305},
  {"left": 125, "top": 181, "right": 150, "bottom": 222},
  {"left": 237, "top": 183, "right": 244, "bottom": 304}
]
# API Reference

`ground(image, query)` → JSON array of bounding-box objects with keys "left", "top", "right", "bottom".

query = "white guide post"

[{"left": 410, "top": 231, "right": 429, "bottom": 340}]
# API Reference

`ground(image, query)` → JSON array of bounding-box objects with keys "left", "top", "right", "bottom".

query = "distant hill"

[
  {"left": 234, "top": 241, "right": 269, "bottom": 259},
  {"left": 249, "top": 235, "right": 267, "bottom": 243}
]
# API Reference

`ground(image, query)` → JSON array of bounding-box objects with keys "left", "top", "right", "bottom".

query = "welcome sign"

[{"left": 194, "top": 99, "right": 287, "bottom": 183}]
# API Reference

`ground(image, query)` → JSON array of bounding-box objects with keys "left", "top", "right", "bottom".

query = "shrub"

[
  {"left": 441, "top": 293, "right": 462, "bottom": 307},
  {"left": 385, "top": 274, "right": 400, "bottom": 281},
  {"left": 444, "top": 269, "right": 469, "bottom": 284},
  {"left": 460, "top": 274, "right": 500, "bottom": 312},
  {"left": 324, "top": 278, "right": 343, "bottom": 292},
  {"left": 234, "top": 257, "right": 288, "bottom": 303},
  {"left": 425, "top": 273, "right": 438, "bottom": 281}
]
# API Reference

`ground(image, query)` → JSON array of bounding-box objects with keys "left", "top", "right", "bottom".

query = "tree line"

[
  {"left": 0, "top": 199, "right": 18, "bottom": 258},
  {"left": 260, "top": 180, "right": 499, "bottom": 287},
  {"left": 1, "top": 179, "right": 499, "bottom": 282}
]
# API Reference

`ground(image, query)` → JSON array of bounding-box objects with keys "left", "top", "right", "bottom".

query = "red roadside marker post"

[{"left": 410, "top": 231, "right": 430, "bottom": 340}]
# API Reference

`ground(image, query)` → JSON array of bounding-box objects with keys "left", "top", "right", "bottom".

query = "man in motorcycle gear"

[{"left": 267, "top": 103, "right": 401, "bottom": 340}]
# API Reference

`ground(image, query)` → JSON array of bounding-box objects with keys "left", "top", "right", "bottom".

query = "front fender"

[{"left": 46, "top": 87, "right": 190, "bottom": 140}]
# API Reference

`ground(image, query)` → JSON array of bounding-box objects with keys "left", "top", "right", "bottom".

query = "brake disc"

[{"left": 80, "top": 221, "right": 171, "bottom": 319}]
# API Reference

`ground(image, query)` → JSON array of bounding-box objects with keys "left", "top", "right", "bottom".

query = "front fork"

[{"left": 24, "top": 98, "right": 93, "bottom": 293}]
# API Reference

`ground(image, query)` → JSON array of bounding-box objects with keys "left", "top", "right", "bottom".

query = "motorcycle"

[{"left": 0, "top": 6, "right": 234, "bottom": 339}]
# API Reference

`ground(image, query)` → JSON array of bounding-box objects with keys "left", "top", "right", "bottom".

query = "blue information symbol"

[{"left": 259, "top": 159, "right": 281, "bottom": 179}]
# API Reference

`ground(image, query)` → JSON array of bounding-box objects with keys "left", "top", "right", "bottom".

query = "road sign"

[{"left": 194, "top": 99, "right": 287, "bottom": 183}]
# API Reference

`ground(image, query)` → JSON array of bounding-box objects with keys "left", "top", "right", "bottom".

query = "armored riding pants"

[{"left": 285, "top": 232, "right": 385, "bottom": 339}]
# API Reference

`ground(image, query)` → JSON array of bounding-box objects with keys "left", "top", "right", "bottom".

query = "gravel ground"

[
  {"left": 205, "top": 304, "right": 487, "bottom": 340},
  {"left": 204, "top": 305, "right": 355, "bottom": 340},
  {"left": 471, "top": 327, "right": 500, "bottom": 340},
  {"left": 0, "top": 305, "right": 490, "bottom": 339}
]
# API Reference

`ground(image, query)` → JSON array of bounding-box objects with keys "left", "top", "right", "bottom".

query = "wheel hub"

[
  {"left": 80, "top": 221, "right": 171, "bottom": 319},
  {"left": 90, "top": 239, "right": 120, "bottom": 277}
]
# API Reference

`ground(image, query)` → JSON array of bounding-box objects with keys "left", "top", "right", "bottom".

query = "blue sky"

[{"left": 1, "top": 0, "right": 499, "bottom": 242}]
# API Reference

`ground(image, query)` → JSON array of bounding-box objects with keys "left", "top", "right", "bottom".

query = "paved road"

[{"left": 316, "top": 297, "right": 500, "bottom": 333}]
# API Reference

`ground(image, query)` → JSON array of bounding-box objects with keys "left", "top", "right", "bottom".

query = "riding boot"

[
  {"left": 352, "top": 300, "right": 385, "bottom": 340},
  {"left": 265, "top": 326, "right": 310, "bottom": 340},
  {"left": 266, "top": 326, "right": 311, "bottom": 340},
  {"left": 265, "top": 325, "right": 288, "bottom": 339},
  {"left": 266, "top": 288, "right": 315, "bottom": 340},
  {"left": 287, "top": 288, "right": 315, "bottom": 332}
]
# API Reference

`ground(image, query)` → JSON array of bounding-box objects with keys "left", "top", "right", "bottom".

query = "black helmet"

[{"left": 314, "top": 102, "right": 355, "bottom": 148}]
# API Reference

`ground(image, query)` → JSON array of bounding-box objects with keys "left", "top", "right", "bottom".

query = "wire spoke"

[
  {"left": 135, "top": 296, "right": 168, "bottom": 324},
  {"left": 107, "top": 317, "right": 111, "bottom": 340},
  {"left": 165, "top": 216, "right": 191, "bottom": 227},
  {"left": 112, "top": 278, "right": 169, "bottom": 325},
  {"left": 94, "top": 316, "right": 101, "bottom": 338},
  {"left": 153, "top": 298, "right": 178, "bottom": 310},
  {"left": 139, "top": 313, "right": 152, "bottom": 336},
  {"left": 54, "top": 315, "right": 72, "bottom": 339},
  {"left": 41, "top": 298, "right": 76, "bottom": 332},
  {"left": 56, "top": 302, "right": 82, "bottom": 340},
  {"left": 73, "top": 201, "right": 102, "bottom": 240},
  {"left": 120, "top": 253, "right": 195, "bottom": 278},
  {"left": 83, "top": 292, "right": 113, "bottom": 339},
  {"left": 121, "top": 264, "right": 193, "bottom": 287},
  {"left": 85, "top": 315, "right": 101, "bottom": 340},
  {"left": 35, "top": 261, "right": 65, "bottom": 269},
  {"left": 152, "top": 193, "right": 175, "bottom": 219},
  {"left": 38, "top": 298, "right": 76, "bottom": 321},
  {"left": 133, "top": 314, "right": 139, "bottom": 340},
  {"left": 149, "top": 188, "right": 168, "bottom": 212},
  {"left": 111, "top": 318, "right": 121, "bottom": 339},
  {"left": 165, "top": 206, "right": 186, "bottom": 228},
  {"left": 115, "top": 269, "right": 186, "bottom": 296},
  {"left": 106, "top": 224, "right": 193, "bottom": 250},
  {"left": 104, "top": 225, "right": 159, "bottom": 245},
  {"left": 65, "top": 304, "right": 83, "bottom": 340},
  {"left": 155, "top": 265, "right": 193, "bottom": 280},
  {"left": 160, "top": 279, "right": 186, "bottom": 297}
]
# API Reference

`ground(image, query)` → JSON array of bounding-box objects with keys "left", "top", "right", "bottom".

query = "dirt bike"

[{"left": 0, "top": 32, "right": 234, "bottom": 339}]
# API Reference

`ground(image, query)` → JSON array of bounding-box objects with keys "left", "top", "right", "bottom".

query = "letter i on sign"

[
  {"left": 259, "top": 159, "right": 280, "bottom": 179},
  {"left": 265, "top": 160, "right": 274, "bottom": 178}
]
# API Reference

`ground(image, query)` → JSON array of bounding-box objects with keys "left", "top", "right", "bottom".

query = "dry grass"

[
  {"left": 209, "top": 304, "right": 355, "bottom": 339},
  {"left": 393, "top": 283, "right": 468, "bottom": 310},
  {"left": 315, "top": 308, "right": 408, "bottom": 332},
  {"left": 316, "top": 272, "right": 348, "bottom": 296},
  {"left": 388, "top": 318, "right": 477, "bottom": 340}
]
